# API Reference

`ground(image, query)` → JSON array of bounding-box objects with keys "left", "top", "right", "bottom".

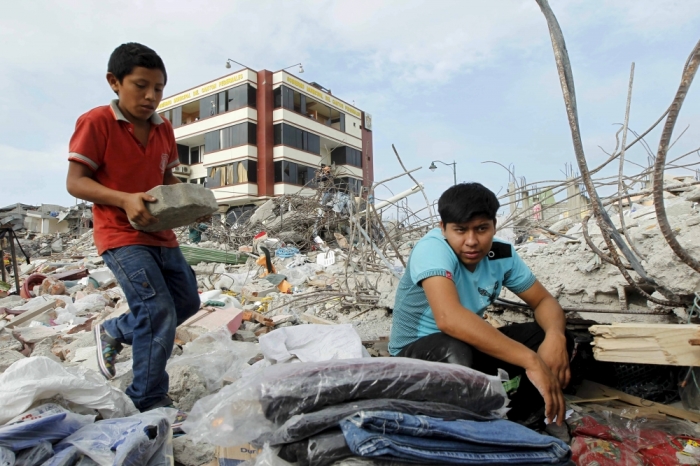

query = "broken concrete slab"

[
  {"left": 168, "top": 364, "right": 208, "bottom": 412},
  {"left": 130, "top": 184, "right": 218, "bottom": 233},
  {"left": 173, "top": 435, "right": 217, "bottom": 466},
  {"left": 12, "top": 326, "right": 61, "bottom": 344},
  {"left": 30, "top": 336, "right": 61, "bottom": 362},
  {"left": 0, "top": 350, "right": 24, "bottom": 373}
]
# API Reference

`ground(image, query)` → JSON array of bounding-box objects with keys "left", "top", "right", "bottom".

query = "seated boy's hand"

[
  {"left": 525, "top": 354, "right": 565, "bottom": 426},
  {"left": 123, "top": 193, "right": 158, "bottom": 227}
]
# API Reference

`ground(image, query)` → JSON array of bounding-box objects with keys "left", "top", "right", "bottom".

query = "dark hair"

[
  {"left": 107, "top": 43, "right": 167, "bottom": 85},
  {"left": 438, "top": 182, "right": 500, "bottom": 224}
]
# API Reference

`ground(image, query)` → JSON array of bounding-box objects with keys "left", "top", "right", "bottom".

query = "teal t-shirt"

[{"left": 388, "top": 228, "right": 536, "bottom": 356}]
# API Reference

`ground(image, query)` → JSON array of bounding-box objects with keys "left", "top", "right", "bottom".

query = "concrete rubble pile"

[
  {"left": 488, "top": 175, "right": 700, "bottom": 327},
  {"left": 0, "top": 175, "right": 431, "bottom": 465}
]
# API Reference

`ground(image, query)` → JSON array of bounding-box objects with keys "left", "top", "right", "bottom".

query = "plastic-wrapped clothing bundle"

[
  {"left": 14, "top": 441, "right": 53, "bottom": 466},
  {"left": 259, "top": 358, "right": 508, "bottom": 423},
  {"left": 0, "top": 357, "right": 137, "bottom": 425},
  {"left": 0, "top": 447, "right": 14, "bottom": 466},
  {"left": 340, "top": 411, "right": 571, "bottom": 465},
  {"left": 261, "top": 399, "right": 494, "bottom": 446},
  {"left": 48, "top": 408, "right": 175, "bottom": 466},
  {"left": 0, "top": 404, "right": 94, "bottom": 452},
  {"left": 183, "top": 358, "right": 507, "bottom": 447}
]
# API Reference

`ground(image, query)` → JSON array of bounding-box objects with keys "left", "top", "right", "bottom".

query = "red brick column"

[{"left": 256, "top": 70, "right": 274, "bottom": 197}]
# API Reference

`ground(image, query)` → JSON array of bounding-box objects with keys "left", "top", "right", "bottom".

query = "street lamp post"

[
  {"left": 225, "top": 58, "right": 250, "bottom": 69},
  {"left": 429, "top": 160, "right": 457, "bottom": 186}
]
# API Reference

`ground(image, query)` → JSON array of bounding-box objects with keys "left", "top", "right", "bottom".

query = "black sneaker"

[
  {"left": 143, "top": 396, "right": 188, "bottom": 435},
  {"left": 93, "top": 323, "right": 122, "bottom": 379}
]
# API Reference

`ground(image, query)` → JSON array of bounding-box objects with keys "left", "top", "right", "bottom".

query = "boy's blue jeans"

[
  {"left": 101, "top": 245, "right": 200, "bottom": 411},
  {"left": 341, "top": 411, "right": 572, "bottom": 465}
]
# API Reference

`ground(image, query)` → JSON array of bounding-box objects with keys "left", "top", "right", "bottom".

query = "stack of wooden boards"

[{"left": 589, "top": 323, "right": 700, "bottom": 366}]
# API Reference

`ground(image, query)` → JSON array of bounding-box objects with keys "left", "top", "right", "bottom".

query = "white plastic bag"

[
  {"left": 258, "top": 325, "right": 367, "bottom": 364},
  {"left": 0, "top": 357, "right": 137, "bottom": 425}
]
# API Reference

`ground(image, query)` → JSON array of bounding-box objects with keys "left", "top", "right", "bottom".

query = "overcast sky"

[{"left": 2, "top": 0, "right": 699, "bottom": 212}]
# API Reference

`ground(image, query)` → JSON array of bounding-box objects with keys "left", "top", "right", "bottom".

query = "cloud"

[
  {"left": 0, "top": 145, "right": 74, "bottom": 206},
  {"left": 1, "top": 0, "right": 699, "bottom": 208}
]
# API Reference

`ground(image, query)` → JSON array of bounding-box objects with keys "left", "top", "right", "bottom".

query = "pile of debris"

[{"left": 488, "top": 176, "right": 700, "bottom": 327}]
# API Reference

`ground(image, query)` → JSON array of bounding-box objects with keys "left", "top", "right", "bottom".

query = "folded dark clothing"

[
  {"left": 260, "top": 398, "right": 495, "bottom": 446},
  {"left": 259, "top": 358, "right": 506, "bottom": 424},
  {"left": 278, "top": 429, "right": 353, "bottom": 466}
]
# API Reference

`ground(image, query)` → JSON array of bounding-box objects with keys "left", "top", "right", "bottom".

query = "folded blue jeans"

[
  {"left": 340, "top": 411, "right": 571, "bottom": 465},
  {"left": 101, "top": 245, "right": 200, "bottom": 411}
]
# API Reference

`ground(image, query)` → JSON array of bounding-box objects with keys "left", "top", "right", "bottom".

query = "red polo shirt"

[{"left": 68, "top": 100, "right": 181, "bottom": 255}]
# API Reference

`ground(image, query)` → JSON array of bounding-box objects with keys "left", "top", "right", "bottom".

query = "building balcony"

[
  {"left": 174, "top": 108, "right": 257, "bottom": 140},
  {"left": 273, "top": 109, "right": 362, "bottom": 150}
]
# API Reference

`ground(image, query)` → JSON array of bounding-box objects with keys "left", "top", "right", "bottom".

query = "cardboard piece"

[{"left": 206, "top": 444, "right": 261, "bottom": 466}]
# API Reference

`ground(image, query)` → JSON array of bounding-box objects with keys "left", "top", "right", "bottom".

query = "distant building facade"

[{"left": 157, "top": 68, "right": 374, "bottom": 220}]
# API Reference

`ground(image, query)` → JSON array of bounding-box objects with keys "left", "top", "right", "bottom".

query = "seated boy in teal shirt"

[{"left": 389, "top": 183, "right": 574, "bottom": 428}]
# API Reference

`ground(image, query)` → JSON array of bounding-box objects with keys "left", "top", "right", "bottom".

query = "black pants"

[{"left": 397, "top": 323, "right": 575, "bottom": 423}]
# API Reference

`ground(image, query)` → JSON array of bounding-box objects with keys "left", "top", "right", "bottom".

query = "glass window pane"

[
  {"left": 218, "top": 91, "right": 227, "bottom": 114},
  {"left": 273, "top": 87, "right": 282, "bottom": 108},
  {"left": 177, "top": 144, "right": 189, "bottom": 164},
  {"left": 248, "top": 122, "right": 257, "bottom": 145},
  {"left": 238, "top": 161, "right": 248, "bottom": 183},
  {"left": 190, "top": 146, "right": 200, "bottom": 165},
  {"left": 339, "top": 113, "right": 346, "bottom": 132},
  {"left": 248, "top": 160, "right": 257, "bottom": 182},
  {"left": 307, "top": 133, "right": 320, "bottom": 155},
  {"left": 204, "top": 130, "right": 220, "bottom": 153},
  {"left": 227, "top": 163, "right": 236, "bottom": 185},
  {"left": 171, "top": 106, "right": 182, "bottom": 128},
  {"left": 274, "top": 123, "right": 282, "bottom": 145},
  {"left": 200, "top": 94, "right": 217, "bottom": 119},
  {"left": 274, "top": 161, "right": 282, "bottom": 182},
  {"left": 205, "top": 167, "right": 221, "bottom": 188},
  {"left": 248, "top": 84, "right": 257, "bottom": 108}
]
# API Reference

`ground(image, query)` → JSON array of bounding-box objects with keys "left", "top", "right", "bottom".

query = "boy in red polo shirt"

[{"left": 66, "top": 43, "right": 200, "bottom": 415}]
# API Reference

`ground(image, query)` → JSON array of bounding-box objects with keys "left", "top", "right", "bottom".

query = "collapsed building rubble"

[{"left": 0, "top": 3, "right": 699, "bottom": 465}]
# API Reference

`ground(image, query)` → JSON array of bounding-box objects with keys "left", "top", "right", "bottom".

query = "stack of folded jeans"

[{"left": 184, "top": 357, "right": 572, "bottom": 465}]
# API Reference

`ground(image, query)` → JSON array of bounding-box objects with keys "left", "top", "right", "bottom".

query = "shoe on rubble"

[{"left": 93, "top": 323, "right": 123, "bottom": 380}]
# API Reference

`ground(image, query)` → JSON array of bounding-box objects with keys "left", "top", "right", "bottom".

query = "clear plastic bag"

[
  {"left": 183, "top": 357, "right": 508, "bottom": 447},
  {"left": 0, "top": 447, "right": 14, "bottom": 466},
  {"left": 53, "top": 408, "right": 175, "bottom": 466},
  {"left": 14, "top": 441, "right": 53, "bottom": 466},
  {"left": 167, "top": 329, "right": 259, "bottom": 392},
  {"left": 0, "top": 404, "right": 94, "bottom": 452},
  {"left": 0, "top": 357, "right": 137, "bottom": 425}
]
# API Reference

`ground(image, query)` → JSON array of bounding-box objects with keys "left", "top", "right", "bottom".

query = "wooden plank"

[
  {"left": 576, "top": 380, "right": 700, "bottom": 423},
  {"left": 590, "top": 323, "right": 700, "bottom": 366},
  {"left": 7, "top": 299, "right": 57, "bottom": 329}
]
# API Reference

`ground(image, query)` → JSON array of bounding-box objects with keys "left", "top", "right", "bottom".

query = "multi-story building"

[{"left": 156, "top": 67, "right": 374, "bottom": 221}]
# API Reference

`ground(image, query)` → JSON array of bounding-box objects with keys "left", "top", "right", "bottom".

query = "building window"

[
  {"left": 204, "top": 122, "right": 257, "bottom": 154},
  {"left": 273, "top": 85, "right": 349, "bottom": 132},
  {"left": 274, "top": 160, "right": 318, "bottom": 186},
  {"left": 228, "top": 84, "right": 256, "bottom": 111},
  {"left": 273, "top": 123, "right": 320, "bottom": 155},
  {"left": 206, "top": 160, "right": 257, "bottom": 188},
  {"left": 335, "top": 176, "right": 363, "bottom": 195},
  {"left": 171, "top": 106, "right": 182, "bottom": 128},
  {"left": 190, "top": 146, "right": 202, "bottom": 165},
  {"left": 331, "top": 146, "right": 362, "bottom": 168},
  {"left": 176, "top": 176, "right": 188, "bottom": 183},
  {"left": 162, "top": 84, "right": 257, "bottom": 129}
]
